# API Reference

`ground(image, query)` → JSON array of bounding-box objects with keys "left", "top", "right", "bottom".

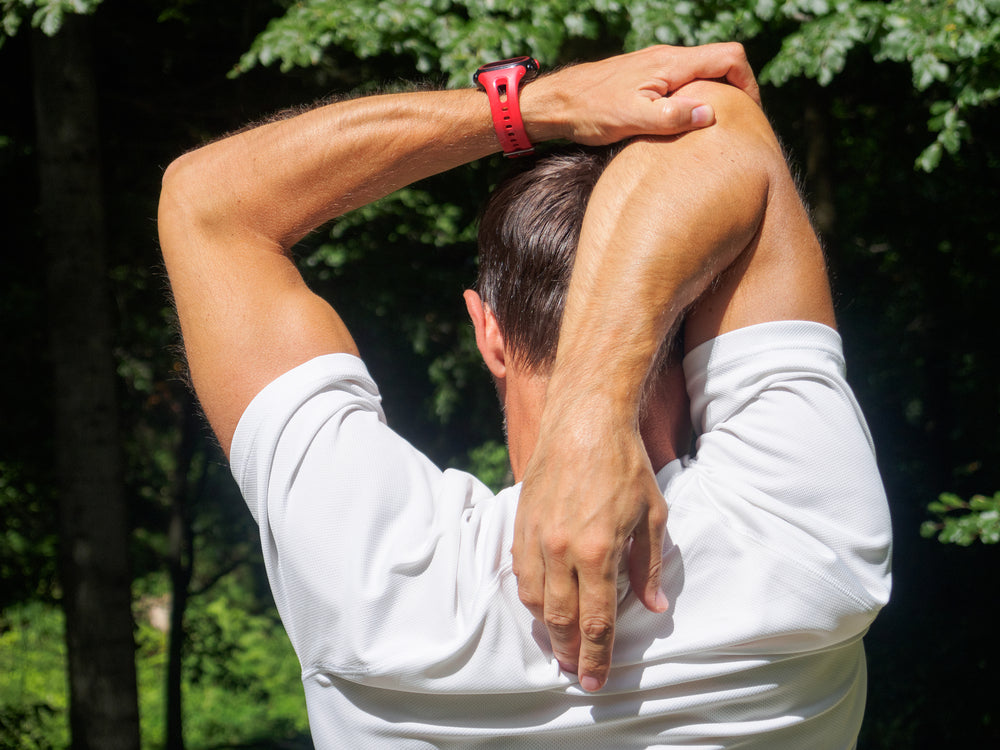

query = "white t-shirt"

[{"left": 231, "top": 320, "right": 892, "bottom": 749}]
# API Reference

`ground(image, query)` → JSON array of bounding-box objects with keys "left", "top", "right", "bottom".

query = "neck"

[
  {"left": 505, "top": 365, "right": 690, "bottom": 482},
  {"left": 638, "top": 367, "right": 692, "bottom": 472}
]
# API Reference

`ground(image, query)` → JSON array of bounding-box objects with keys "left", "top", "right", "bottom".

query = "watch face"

[
  {"left": 477, "top": 56, "right": 538, "bottom": 73},
  {"left": 474, "top": 56, "right": 540, "bottom": 88}
]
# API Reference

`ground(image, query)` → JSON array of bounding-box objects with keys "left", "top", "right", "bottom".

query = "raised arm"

[
  {"left": 513, "top": 80, "right": 835, "bottom": 691},
  {"left": 157, "top": 44, "right": 758, "bottom": 454}
]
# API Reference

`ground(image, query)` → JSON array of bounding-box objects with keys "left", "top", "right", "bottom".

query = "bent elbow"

[
  {"left": 158, "top": 153, "right": 196, "bottom": 241},
  {"left": 158, "top": 148, "right": 221, "bottom": 260}
]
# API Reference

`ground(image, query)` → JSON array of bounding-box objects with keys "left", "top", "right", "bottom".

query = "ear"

[{"left": 464, "top": 289, "right": 506, "bottom": 380}]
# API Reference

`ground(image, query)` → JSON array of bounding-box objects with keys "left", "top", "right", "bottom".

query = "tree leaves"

[
  {"left": 922, "top": 491, "right": 1000, "bottom": 546},
  {"left": 232, "top": 0, "right": 1000, "bottom": 172},
  {"left": 232, "top": 0, "right": 610, "bottom": 84},
  {"left": 1, "top": 0, "right": 102, "bottom": 42}
]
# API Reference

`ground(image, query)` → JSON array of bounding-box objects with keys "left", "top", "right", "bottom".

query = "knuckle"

[
  {"left": 541, "top": 531, "right": 571, "bottom": 558},
  {"left": 659, "top": 99, "right": 679, "bottom": 119},
  {"left": 544, "top": 612, "right": 577, "bottom": 634},
  {"left": 646, "top": 557, "right": 663, "bottom": 582},
  {"left": 517, "top": 582, "right": 542, "bottom": 611},
  {"left": 518, "top": 590, "right": 542, "bottom": 613},
  {"left": 648, "top": 502, "right": 668, "bottom": 529},
  {"left": 647, "top": 552, "right": 663, "bottom": 574},
  {"left": 579, "top": 649, "right": 611, "bottom": 673},
  {"left": 576, "top": 534, "right": 616, "bottom": 569},
  {"left": 580, "top": 615, "right": 614, "bottom": 644},
  {"left": 722, "top": 41, "right": 746, "bottom": 59}
]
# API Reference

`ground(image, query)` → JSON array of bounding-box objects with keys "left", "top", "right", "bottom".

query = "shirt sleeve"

[
  {"left": 678, "top": 320, "right": 892, "bottom": 616},
  {"left": 228, "top": 354, "right": 560, "bottom": 693}
]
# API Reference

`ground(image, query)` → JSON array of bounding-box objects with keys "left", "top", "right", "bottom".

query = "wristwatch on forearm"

[{"left": 474, "top": 55, "right": 540, "bottom": 158}]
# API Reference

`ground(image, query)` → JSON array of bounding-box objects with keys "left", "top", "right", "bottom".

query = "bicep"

[{"left": 159, "top": 187, "right": 357, "bottom": 456}]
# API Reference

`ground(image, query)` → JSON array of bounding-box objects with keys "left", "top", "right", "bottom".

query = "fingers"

[
  {"left": 575, "top": 571, "right": 618, "bottom": 692},
  {"left": 541, "top": 557, "right": 582, "bottom": 672},
  {"left": 628, "top": 499, "right": 670, "bottom": 613},
  {"left": 511, "top": 536, "right": 545, "bottom": 622},
  {"left": 515, "top": 525, "right": 622, "bottom": 689},
  {"left": 527, "top": 41, "right": 759, "bottom": 145},
  {"left": 546, "top": 535, "right": 619, "bottom": 691},
  {"left": 673, "top": 42, "right": 761, "bottom": 105},
  {"left": 612, "top": 96, "right": 714, "bottom": 144},
  {"left": 714, "top": 42, "right": 762, "bottom": 106}
]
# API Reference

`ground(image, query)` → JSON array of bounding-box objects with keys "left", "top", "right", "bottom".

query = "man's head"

[
  {"left": 474, "top": 145, "right": 622, "bottom": 374},
  {"left": 464, "top": 145, "right": 689, "bottom": 477}
]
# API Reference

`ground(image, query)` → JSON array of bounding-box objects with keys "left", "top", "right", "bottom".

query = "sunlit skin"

[
  {"left": 463, "top": 288, "right": 691, "bottom": 482},
  {"left": 158, "top": 44, "right": 816, "bottom": 694}
]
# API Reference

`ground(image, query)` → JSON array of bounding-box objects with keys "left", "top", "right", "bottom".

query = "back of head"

[{"left": 476, "top": 145, "right": 622, "bottom": 373}]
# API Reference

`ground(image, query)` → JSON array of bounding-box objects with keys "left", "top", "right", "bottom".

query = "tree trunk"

[
  {"left": 32, "top": 13, "right": 141, "bottom": 750},
  {"left": 166, "top": 395, "right": 200, "bottom": 750},
  {"left": 803, "top": 90, "right": 836, "bottom": 239}
]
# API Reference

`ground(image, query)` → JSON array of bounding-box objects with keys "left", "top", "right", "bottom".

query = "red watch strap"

[{"left": 479, "top": 66, "right": 534, "bottom": 157}]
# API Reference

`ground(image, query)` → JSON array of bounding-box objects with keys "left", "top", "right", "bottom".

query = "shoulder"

[
  {"left": 676, "top": 322, "right": 891, "bottom": 612},
  {"left": 230, "top": 353, "right": 384, "bottom": 521}
]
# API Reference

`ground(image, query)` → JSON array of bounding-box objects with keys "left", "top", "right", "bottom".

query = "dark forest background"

[{"left": 1, "top": 1, "right": 998, "bottom": 748}]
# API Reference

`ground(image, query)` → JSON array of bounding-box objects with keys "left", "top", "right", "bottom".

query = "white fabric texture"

[{"left": 230, "top": 320, "right": 892, "bottom": 749}]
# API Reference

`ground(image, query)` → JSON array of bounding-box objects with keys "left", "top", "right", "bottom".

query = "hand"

[
  {"left": 522, "top": 42, "right": 760, "bottom": 145},
  {"left": 512, "top": 409, "right": 668, "bottom": 693}
]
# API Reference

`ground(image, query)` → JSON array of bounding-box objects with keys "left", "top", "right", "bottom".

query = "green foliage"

[
  {"left": 1, "top": 588, "right": 307, "bottom": 749},
  {"left": 0, "top": 602, "right": 68, "bottom": 750},
  {"left": 235, "top": 0, "right": 1000, "bottom": 171},
  {"left": 0, "top": 703, "right": 59, "bottom": 750},
  {"left": 0, "top": 462, "right": 58, "bottom": 608},
  {"left": 465, "top": 439, "right": 513, "bottom": 492},
  {"left": 762, "top": 0, "right": 1000, "bottom": 171},
  {"left": 1, "top": 0, "right": 999, "bottom": 745},
  {"left": 0, "top": 0, "right": 102, "bottom": 42},
  {"left": 147, "top": 583, "right": 308, "bottom": 746},
  {"left": 234, "top": 0, "right": 620, "bottom": 84},
  {"left": 921, "top": 491, "right": 1000, "bottom": 546},
  {"left": 299, "top": 173, "right": 502, "bottom": 441},
  {"left": 154, "top": 575, "right": 309, "bottom": 745}
]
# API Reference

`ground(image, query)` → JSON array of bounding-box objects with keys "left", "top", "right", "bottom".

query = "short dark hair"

[{"left": 475, "top": 145, "right": 623, "bottom": 373}]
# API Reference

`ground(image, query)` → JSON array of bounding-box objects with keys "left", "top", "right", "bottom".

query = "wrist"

[
  {"left": 540, "top": 371, "right": 644, "bottom": 433},
  {"left": 519, "top": 75, "right": 571, "bottom": 144},
  {"left": 475, "top": 56, "right": 541, "bottom": 157}
]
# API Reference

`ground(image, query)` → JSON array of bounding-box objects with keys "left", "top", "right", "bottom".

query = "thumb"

[{"left": 655, "top": 96, "right": 716, "bottom": 134}]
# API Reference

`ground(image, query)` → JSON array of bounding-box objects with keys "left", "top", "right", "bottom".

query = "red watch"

[{"left": 474, "top": 56, "right": 540, "bottom": 158}]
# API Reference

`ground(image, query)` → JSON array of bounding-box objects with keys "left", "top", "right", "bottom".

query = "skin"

[
  {"left": 157, "top": 44, "right": 771, "bottom": 695},
  {"left": 498, "top": 81, "right": 835, "bottom": 691}
]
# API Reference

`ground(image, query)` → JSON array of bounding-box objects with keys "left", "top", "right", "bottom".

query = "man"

[{"left": 158, "top": 44, "right": 891, "bottom": 747}]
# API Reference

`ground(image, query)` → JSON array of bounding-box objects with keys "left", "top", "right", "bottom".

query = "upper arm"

[
  {"left": 561, "top": 79, "right": 835, "bottom": 381},
  {"left": 158, "top": 153, "right": 358, "bottom": 456},
  {"left": 673, "top": 82, "right": 837, "bottom": 350}
]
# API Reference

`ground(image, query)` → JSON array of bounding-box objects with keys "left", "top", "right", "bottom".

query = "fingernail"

[
  {"left": 692, "top": 104, "right": 714, "bottom": 127},
  {"left": 654, "top": 589, "right": 669, "bottom": 612},
  {"left": 580, "top": 675, "right": 602, "bottom": 692}
]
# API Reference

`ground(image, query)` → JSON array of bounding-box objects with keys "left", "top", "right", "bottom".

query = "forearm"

[
  {"left": 160, "top": 89, "right": 501, "bottom": 254},
  {"left": 156, "top": 45, "right": 761, "bottom": 456},
  {"left": 158, "top": 87, "right": 511, "bottom": 448},
  {"left": 160, "top": 42, "right": 763, "bottom": 258},
  {"left": 509, "top": 49, "right": 769, "bottom": 693},
  {"left": 540, "top": 83, "right": 775, "bottom": 433}
]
